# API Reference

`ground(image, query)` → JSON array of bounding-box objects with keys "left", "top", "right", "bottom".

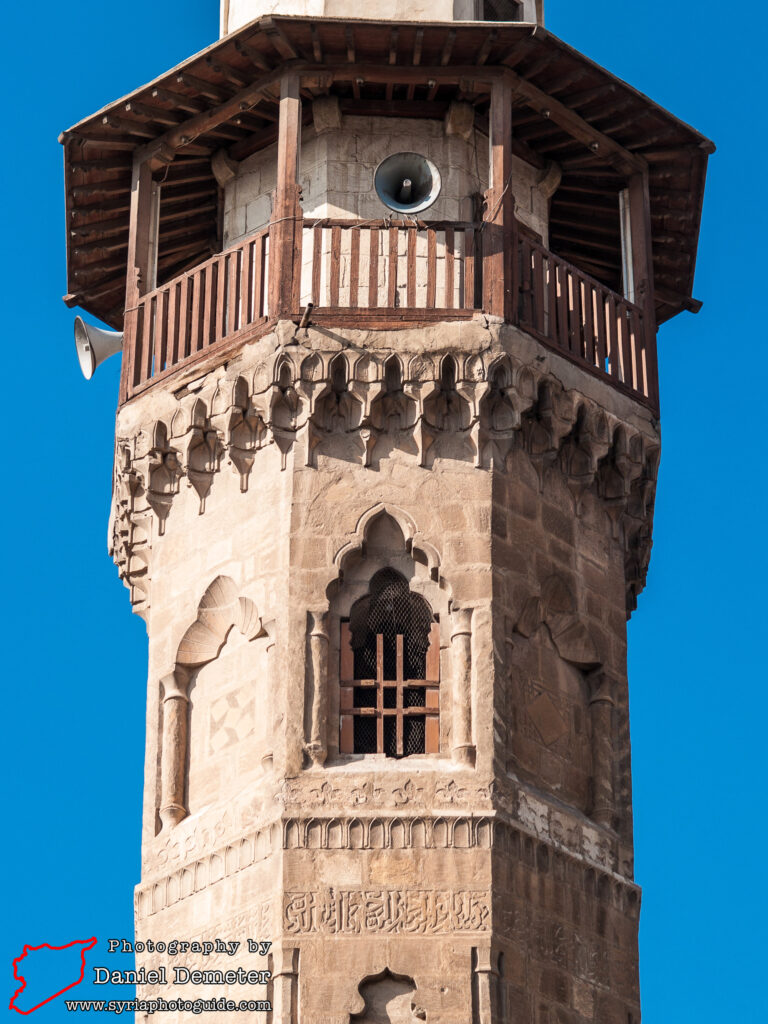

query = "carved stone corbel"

[
  {"left": 525, "top": 384, "right": 572, "bottom": 490},
  {"left": 159, "top": 667, "right": 190, "bottom": 830},
  {"left": 186, "top": 425, "right": 222, "bottom": 514},
  {"left": 228, "top": 398, "right": 267, "bottom": 491},
  {"left": 145, "top": 426, "right": 181, "bottom": 535}
]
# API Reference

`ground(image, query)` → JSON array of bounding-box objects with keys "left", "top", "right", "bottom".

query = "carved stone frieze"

[
  {"left": 283, "top": 888, "right": 491, "bottom": 935},
  {"left": 112, "top": 334, "right": 658, "bottom": 617}
]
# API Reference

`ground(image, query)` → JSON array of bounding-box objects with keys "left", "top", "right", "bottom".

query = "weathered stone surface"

[{"left": 113, "top": 312, "right": 653, "bottom": 1021}]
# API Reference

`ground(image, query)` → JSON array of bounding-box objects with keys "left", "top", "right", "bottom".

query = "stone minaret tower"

[{"left": 61, "top": 2, "right": 710, "bottom": 1020}]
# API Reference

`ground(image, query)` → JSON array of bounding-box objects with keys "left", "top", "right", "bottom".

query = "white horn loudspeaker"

[{"left": 74, "top": 316, "right": 124, "bottom": 380}]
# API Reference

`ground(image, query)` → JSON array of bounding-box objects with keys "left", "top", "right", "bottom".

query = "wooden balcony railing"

[
  {"left": 303, "top": 219, "right": 479, "bottom": 315},
  {"left": 126, "top": 229, "right": 269, "bottom": 395},
  {"left": 519, "top": 238, "right": 657, "bottom": 407},
  {"left": 124, "top": 218, "right": 658, "bottom": 412}
]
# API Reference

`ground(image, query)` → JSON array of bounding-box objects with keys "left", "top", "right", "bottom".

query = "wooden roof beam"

[
  {"left": 150, "top": 87, "right": 206, "bottom": 114},
  {"left": 514, "top": 51, "right": 558, "bottom": 82},
  {"left": 406, "top": 29, "right": 424, "bottom": 100},
  {"left": 440, "top": 29, "right": 457, "bottom": 67},
  {"left": 136, "top": 67, "right": 286, "bottom": 161},
  {"left": 101, "top": 115, "right": 158, "bottom": 140},
  {"left": 158, "top": 214, "right": 217, "bottom": 243},
  {"left": 553, "top": 248, "right": 617, "bottom": 273},
  {"left": 77, "top": 135, "right": 140, "bottom": 152},
  {"left": 323, "top": 63, "right": 499, "bottom": 88},
  {"left": 551, "top": 230, "right": 620, "bottom": 254},
  {"left": 263, "top": 18, "right": 301, "bottom": 61},
  {"left": 505, "top": 68, "right": 645, "bottom": 175},
  {"left": 499, "top": 35, "right": 538, "bottom": 70},
  {"left": 74, "top": 272, "right": 128, "bottom": 302},
  {"left": 175, "top": 73, "right": 231, "bottom": 104},
  {"left": 204, "top": 57, "right": 250, "bottom": 90},
  {"left": 509, "top": 135, "right": 547, "bottom": 170},
  {"left": 476, "top": 30, "right": 497, "bottom": 67},
  {"left": 72, "top": 257, "right": 128, "bottom": 279},
  {"left": 72, "top": 235, "right": 129, "bottom": 258},
  {"left": 235, "top": 39, "right": 272, "bottom": 73},
  {"left": 158, "top": 230, "right": 215, "bottom": 259},
  {"left": 385, "top": 29, "right": 399, "bottom": 100},
  {"left": 72, "top": 180, "right": 132, "bottom": 198},
  {"left": 124, "top": 100, "right": 183, "bottom": 127},
  {"left": 71, "top": 196, "right": 132, "bottom": 219},
  {"left": 310, "top": 24, "right": 324, "bottom": 63},
  {"left": 550, "top": 215, "right": 619, "bottom": 238},
  {"left": 69, "top": 157, "right": 130, "bottom": 173},
  {"left": 70, "top": 216, "right": 131, "bottom": 240},
  {"left": 158, "top": 200, "right": 216, "bottom": 224},
  {"left": 655, "top": 287, "right": 702, "bottom": 313}
]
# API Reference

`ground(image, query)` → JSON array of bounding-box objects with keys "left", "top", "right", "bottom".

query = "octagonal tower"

[{"left": 61, "top": 5, "right": 710, "bottom": 1022}]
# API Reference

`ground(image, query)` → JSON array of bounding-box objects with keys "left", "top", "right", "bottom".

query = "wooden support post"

[
  {"left": 483, "top": 75, "right": 516, "bottom": 321},
  {"left": 628, "top": 169, "right": 659, "bottom": 413},
  {"left": 120, "top": 156, "right": 154, "bottom": 402},
  {"left": 269, "top": 72, "right": 302, "bottom": 319}
]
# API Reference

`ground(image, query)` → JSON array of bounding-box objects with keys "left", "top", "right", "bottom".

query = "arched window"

[{"left": 340, "top": 569, "right": 440, "bottom": 758}]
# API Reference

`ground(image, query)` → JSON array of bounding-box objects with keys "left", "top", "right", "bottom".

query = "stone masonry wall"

[{"left": 115, "top": 315, "right": 655, "bottom": 1021}]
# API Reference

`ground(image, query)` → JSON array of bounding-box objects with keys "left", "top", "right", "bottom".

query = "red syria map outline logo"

[{"left": 9, "top": 937, "right": 97, "bottom": 1014}]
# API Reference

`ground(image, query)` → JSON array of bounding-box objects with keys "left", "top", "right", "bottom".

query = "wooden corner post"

[
  {"left": 483, "top": 75, "right": 516, "bottom": 322},
  {"left": 121, "top": 156, "right": 154, "bottom": 404},
  {"left": 628, "top": 168, "right": 659, "bottom": 414},
  {"left": 269, "top": 72, "right": 303, "bottom": 319}
]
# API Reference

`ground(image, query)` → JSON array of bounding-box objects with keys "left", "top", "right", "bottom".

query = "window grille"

[
  {"left": 340, "top": 570, "right": 440, "bottom": 757},
  {"left": 482, "top": 1, "right": 523, "bottom": 22}
]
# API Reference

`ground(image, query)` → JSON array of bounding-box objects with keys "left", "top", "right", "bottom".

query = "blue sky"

[{"left": 2, "top": 1, "right": 765, "bottom": 1021}]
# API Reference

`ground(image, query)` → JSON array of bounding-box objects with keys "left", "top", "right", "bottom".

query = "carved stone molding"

[
  {"left": 113, "top": 343, "right": 658, "bottom": 617},
  {"left": 282, "top": 815, "right": 494, "bottom": 852},
  {"left": 135, "top": 820, "right": 280, "bottom": 920}
]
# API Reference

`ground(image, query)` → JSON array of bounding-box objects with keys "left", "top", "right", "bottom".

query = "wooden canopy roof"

[{"left": 61, "top": 15, "right": 712, "bottom": 329}]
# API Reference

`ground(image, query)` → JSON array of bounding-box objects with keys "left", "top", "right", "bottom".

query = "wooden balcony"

[{"left": 123, "top": 217, "right": 659, "bottom": 413}]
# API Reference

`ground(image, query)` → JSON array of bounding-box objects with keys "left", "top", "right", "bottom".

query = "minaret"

[{"left": 61, "top": 2, "right": 710, "bottom": 1020}]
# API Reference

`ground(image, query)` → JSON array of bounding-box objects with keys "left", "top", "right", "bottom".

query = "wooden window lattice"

[{"left": 339, "top": 620, "right": 440, "bottom": 758}]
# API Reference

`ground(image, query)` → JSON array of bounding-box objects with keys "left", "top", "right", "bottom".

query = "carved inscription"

[{"left": 283, "top": 889, "right": 490, "bottom": 935}]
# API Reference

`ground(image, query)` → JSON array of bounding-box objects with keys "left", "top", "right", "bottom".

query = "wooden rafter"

[
  {"left": 234, "top": 39, "right": 272, "bottom": 73},
  {"left": 504, "top": 67, "right": 645, "bottom": 175},
  {"left": 310, "top": 24, "right": 323, "bottom": 63},
  {"left": 150, "top": 86, "right": 206, "bottom": 114},
  {"left": 476, "top": 30, "right": 497, "bottom": 67},
  {"left": 137, "top": 67, "right": 285, "bottom": 159}
]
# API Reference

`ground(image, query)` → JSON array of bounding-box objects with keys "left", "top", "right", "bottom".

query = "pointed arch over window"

[{"left": 340, "top": 569, "right": 440, "bottom": 758}]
